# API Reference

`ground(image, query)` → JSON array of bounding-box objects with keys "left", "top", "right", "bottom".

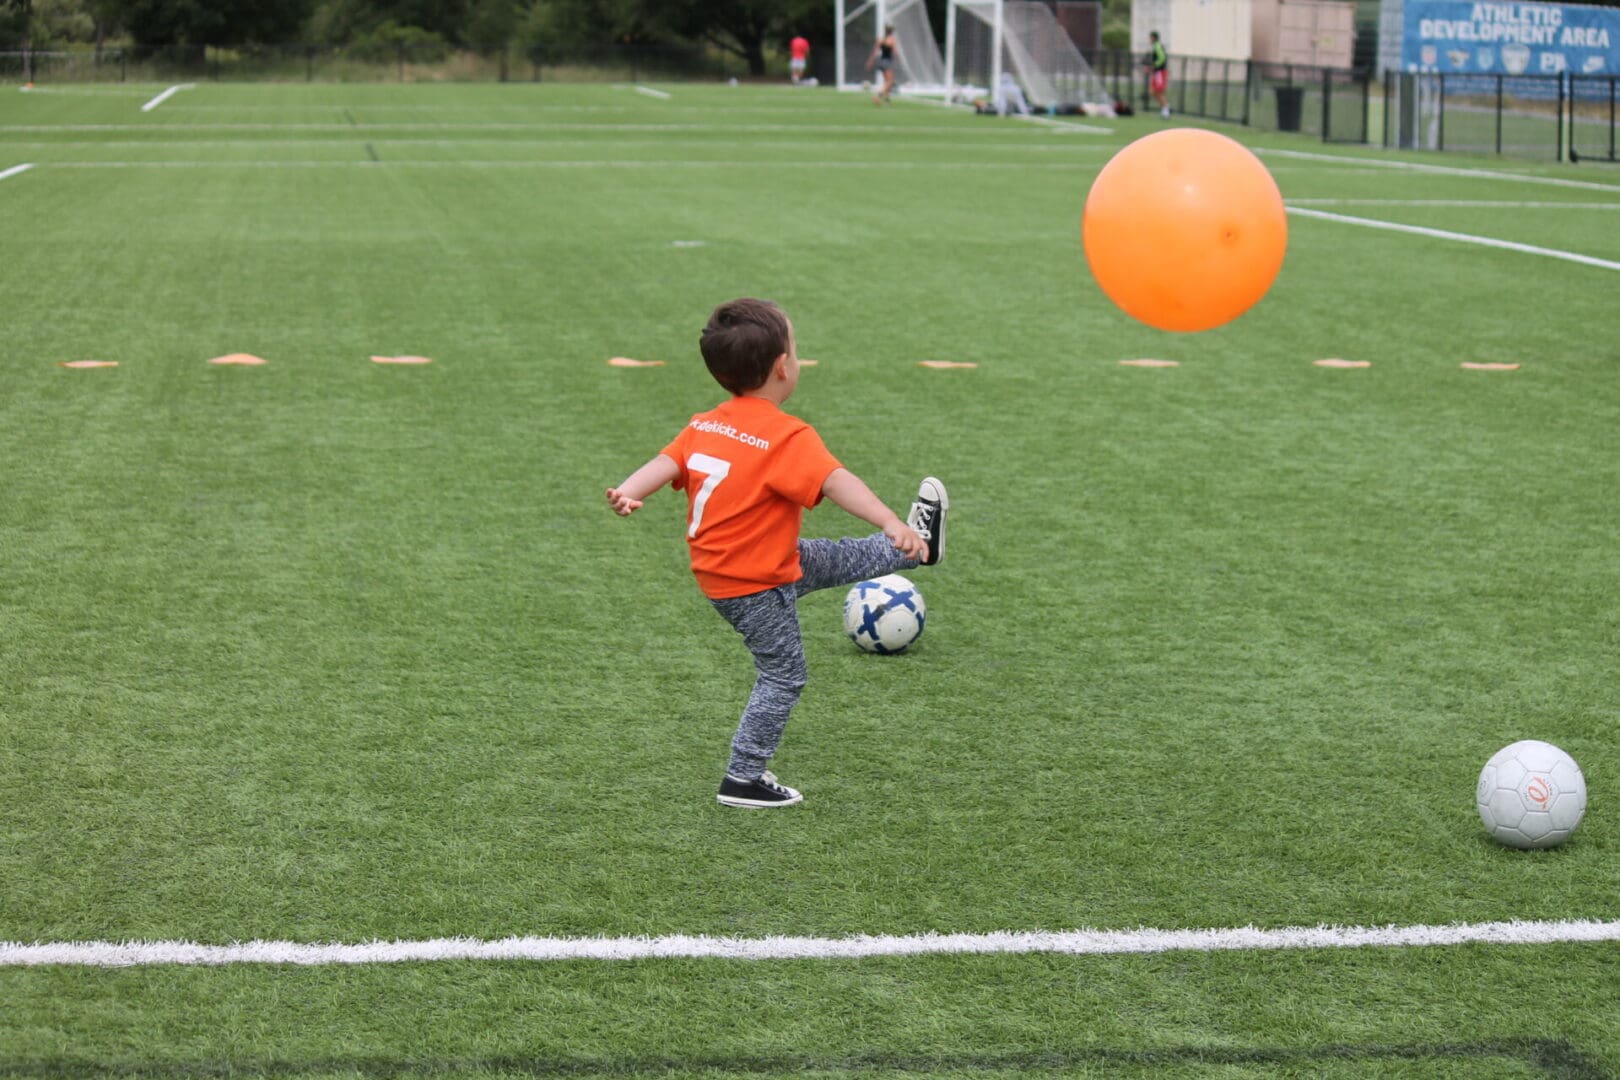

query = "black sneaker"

[
  {"left": 717, "top": 770, "right": 803, "bottom": 808},
  {"left": 906, "top": 477, "right": 948, "bottom": 566}
]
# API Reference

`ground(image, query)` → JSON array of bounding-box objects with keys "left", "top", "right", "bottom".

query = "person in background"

[
  {"left": 1146, "top": 30, "right": 1170, "bottom": 118},
  {"left": 995, "top": 70, "right": 1031, "bottom": 117},
  {"left": 867, "top": 25, "right": 899, "bottom": 104},
  {"left": 789, "top": 34, "right": 810, "bottom": 85}
]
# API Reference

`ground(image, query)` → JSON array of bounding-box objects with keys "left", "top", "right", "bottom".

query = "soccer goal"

[
  {"left": 834, "top": 0, "right": 947, "bottom": 95},
  {"left": 944, "top": 0, "right": 1114, "bottom": 110}
]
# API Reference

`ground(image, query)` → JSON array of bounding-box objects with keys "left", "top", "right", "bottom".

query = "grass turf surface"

[{"left": 1, "top": 82, "right": 1618, "bottom": 1076}]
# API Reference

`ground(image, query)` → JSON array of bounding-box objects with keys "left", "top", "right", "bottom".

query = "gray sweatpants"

[{"left": 710, "top": 533, "right": 918, "bottom": 780}]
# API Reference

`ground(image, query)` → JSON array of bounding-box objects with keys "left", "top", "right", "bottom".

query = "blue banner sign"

[{"left": 1402, "top": 1, "right": 1620, "bottom": 75}]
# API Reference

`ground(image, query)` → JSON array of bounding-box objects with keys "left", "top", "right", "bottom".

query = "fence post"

[
  {"left": 1611, "top": 76, "right": 1617, "bottom": 161},
  {"left": 1557, "top": 71, "right": 1566, "bottom": 162},
  {"left": 1361, "top": 70, "right": 1371, "bottom": 145},
  {"left": 1438, "top": 73, "right": 1446, "bottom": 151},
  {"left": 1495, "top": 74, "right": 1503, "bottom": 154},
  {"left": 1242, "top": 60, "right": 1253, "bottom": 126},
  {"left": 1320, "top": 68, "right": 1329, "bottom": 140}
]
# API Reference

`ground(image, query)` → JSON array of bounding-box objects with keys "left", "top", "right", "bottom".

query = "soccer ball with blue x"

[{"left": 842, "top": 574, "right": 925, "bottom": 654}]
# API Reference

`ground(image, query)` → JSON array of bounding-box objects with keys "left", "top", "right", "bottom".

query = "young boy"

[{"left": 606, "top": 298, "right": 947, "bottom": 808}]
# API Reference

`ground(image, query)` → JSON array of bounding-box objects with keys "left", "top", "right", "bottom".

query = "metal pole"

[
  {"left": 1438, "top": 74, "right": 1446, "bottom": 152},
  {"left": 1321, "top": 68, "right": 1329, "bottom": 140},
  {"left": 943, "top": 0, "right": 956, "bottom": 96},
  {"left": 835, "top": 0, "right": 846, "bottom": 88},
  {"left": 1557, "top": 72, "right": 1565, "bottom": 163},
  {"left": 991, "top": 0, "right": 1003, "bottom": 105},
  {"left": 1495, "top": 74, "right": 1503, "bottom": 154}
]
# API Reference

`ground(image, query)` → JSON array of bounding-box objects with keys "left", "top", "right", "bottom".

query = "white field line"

[
  {"left": 4, "top": 919, "right": 1618, "bottom": 968},
  {"left": 33, "top": 160, "right": 1098, "bottom": 171},
  {"left": 139, "top": 83, "right": 196, "bottom": 113},
  {"left": 1288, "top": 198, "right": 1620, "bottom": 210},
  {"left": 0, "top": 139, "right": 1113, "bottom": 156},
  {"left": 633, "top": 85, "right": 672, "bottom": 100},
  {"left": 1286, "top": 206, "right": 1620, "bottom": 272},
  {"left": 0, "top": 121, "right": 1086, "bottom": 136},
  {"left": 1257, "top": 146, "right": 1620, "bottom": 194},
  {"left": 16, "top": 85, "right": 149, "bottom": 97},
  {"left": 0, "top": 162, "right": 34, "bottom": 182}
]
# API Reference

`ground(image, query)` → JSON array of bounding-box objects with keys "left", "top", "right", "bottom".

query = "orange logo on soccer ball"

[
  {"left": 1082, "top": 128, "right": 1287, "bottom": 333},
  {"left": 1526, "top": 776, "right": 1552, "bottom": 807}
]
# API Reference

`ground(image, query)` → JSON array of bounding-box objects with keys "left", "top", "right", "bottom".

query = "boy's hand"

[
  {"left": 605, "top": 488, "right": 644, "bottom": 516},
  {"left": 884, "top": 521, "right": 927, "bottom": 560}
]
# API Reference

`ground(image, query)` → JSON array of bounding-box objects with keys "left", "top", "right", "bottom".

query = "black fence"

[
  {"left": 0, "top": 42, "right": 749, "bottom": 85},
  {"left": 1086, "top": 48, "right": 1616, "bottom": 163},
  {"left": 1569, "top": 74, "right": 1619, "bottom": 164},
  {"left": 4, "top": 41, "right": 1615, "bottom": 163},
  {"left": 1087, "top": 51, "right": 1373, "bottom": 142},
  {"left": 1380, "top": 70, "right": 1620, "bottom": 164}
]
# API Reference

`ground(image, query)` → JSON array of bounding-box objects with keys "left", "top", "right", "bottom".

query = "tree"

[
  {"left": 662, "top": 0, "right": 782, "bottom": 76},
  {"left": 0, "top": 0, "right": 34, "bottom": 80},
  {"left": 110, "top": 0, "right": 313, "bottom": 46}
]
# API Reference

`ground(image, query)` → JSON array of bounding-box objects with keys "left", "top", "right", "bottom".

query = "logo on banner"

[
  {"left": 1540, "top": 51, "right": 1567, "bottom": 73},
  {"left": 1501, "top": 43, "right": 1530, "bottom": 74},
  {"left": 1421, "top": 45, "right": 1438, "bottom": 66},
  {"left": 1476, "top": 48, "right": 1494, "bottom": 69},
  {"left": 1583, "top": 55, "right": 1606, "bottom": 73}
]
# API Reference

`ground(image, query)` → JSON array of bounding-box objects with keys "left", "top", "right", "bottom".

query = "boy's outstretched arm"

[
  {"left": 821, "top": 467, "right": 927, "bottom": 560},
  {"left": 607, "top": 454, "right": 680, "bottom": 516}
]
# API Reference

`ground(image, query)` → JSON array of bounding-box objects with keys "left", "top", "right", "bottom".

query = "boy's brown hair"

[{"left": 700, "top": 298, "right": 791, "bottom": 394}]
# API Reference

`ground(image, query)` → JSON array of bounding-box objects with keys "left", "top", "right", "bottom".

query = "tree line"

[{"left": 0, "top": 0, "right": 853, "bottom": 76}]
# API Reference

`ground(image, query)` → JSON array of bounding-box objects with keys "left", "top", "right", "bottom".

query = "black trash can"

[{"left": 1274, "top": 85, "right": 1304, "bottom": 132}]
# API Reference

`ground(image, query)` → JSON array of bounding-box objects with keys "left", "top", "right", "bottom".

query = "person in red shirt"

[
  {"left": 789, "top": 35, "right": 810, "bottom": 85},
  {"left": 607, "top": 298, "right": 948, "bottom": 808}
]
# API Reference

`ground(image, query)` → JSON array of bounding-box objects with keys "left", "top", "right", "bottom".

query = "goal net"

[
  {"left": 835, "top": 0, "right": 947, "bottom": 94},
  {"left": 945, "top": 0, "right": 1114, "bottom": 109}
]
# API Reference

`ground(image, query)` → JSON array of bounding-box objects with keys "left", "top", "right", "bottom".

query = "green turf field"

[{"left": 2, "top": 81, "right": 1618, "bottom": 1079}]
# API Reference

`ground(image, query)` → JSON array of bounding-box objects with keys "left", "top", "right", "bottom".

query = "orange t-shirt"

[
  {"left": 790, "top": 36, "right": 810, "bottom": 60},
  {"left": 661, "top": 396, "right": 842, "bottom": 598}
]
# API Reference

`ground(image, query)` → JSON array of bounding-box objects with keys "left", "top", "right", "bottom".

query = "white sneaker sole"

[{"left": 717, "top": 792, "right": 804, "bottom": 808}]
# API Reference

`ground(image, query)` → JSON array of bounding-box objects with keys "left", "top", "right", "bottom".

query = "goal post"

[
  {"left": 834, "top": 0, "right": 947, "bottom": 94},
  {"left": 945, "top": 0, "right": 1115, "bottom": 110}
]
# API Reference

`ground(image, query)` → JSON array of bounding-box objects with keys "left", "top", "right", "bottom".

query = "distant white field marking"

[
  {"left": 1288, "top": 198, "right": 1620, "bottom": 210},
  {"left": 633, "top": 85, "right": 672, "bottom": 100},
  {"left": 1286, "top": 206, "right": 1620, "bottom": 272},
  {"left": 1258, "top": 146, "right": 1620, "bottom": 194},
  {"left": 0, "top": 121, "right": 1076, "bottom": 137},
  {"left": 139, "top": 83, "right": 196, "bottom": 112},
  {"left": 16, "top": 85, "right": 149, "bottom": 97},
  {"left": 0, "top": 162, "right": 34, "bottom": 182},
  {"left": 37, "top": 160, "right": 1101, "bottom": 171},
  {"left": 4, "top": 919, "right": 1618, "bottom": 968}
]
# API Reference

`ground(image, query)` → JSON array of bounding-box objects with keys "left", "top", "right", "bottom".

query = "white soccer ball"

[
  {"left": 1476, "top": 739, "right": 1587, "bottom": 849},
  {"left": 842, "top": 574, "right": 925, "bottom": 654}
]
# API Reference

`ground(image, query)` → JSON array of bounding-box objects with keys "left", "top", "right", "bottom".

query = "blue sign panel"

[{"left": 1401, "top": 1, "right": 1620, "bottom": 75}]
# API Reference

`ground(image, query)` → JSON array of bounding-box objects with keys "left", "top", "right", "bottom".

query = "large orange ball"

[{"left": 1082, "top": 128, "right": 1287, "bottom": 333}]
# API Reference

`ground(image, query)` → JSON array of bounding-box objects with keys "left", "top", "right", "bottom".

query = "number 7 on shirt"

[{"left": 686, "top": 452, "right": 731, "bottom": 538}]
